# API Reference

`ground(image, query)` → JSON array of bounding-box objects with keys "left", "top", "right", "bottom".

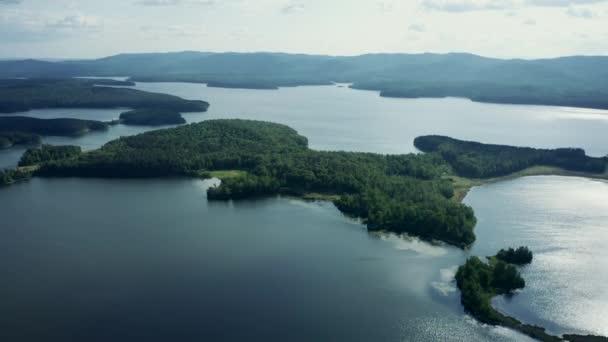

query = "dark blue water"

[{"left": 0, "top": 178, "right": 531, "bottom": 341}]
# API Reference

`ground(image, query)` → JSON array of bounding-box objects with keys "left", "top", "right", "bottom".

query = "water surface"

[{"left": 0, "top": 178, "right": 532, "bottom": 341}]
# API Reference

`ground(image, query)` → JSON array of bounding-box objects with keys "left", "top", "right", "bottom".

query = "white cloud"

[
  {"left": 421, "top": 0, "right": 608, "bottom": 11},
  {"left": 47, "top": 15, "right": 102, "bottom": 31},
  {"left": 409, "top": 23, "right": 427, "bottom": 32},
  {"left": 421, "top": 0, "right": 518, "bottom": 12},
  {"left": 281, "top": 1, "right": 306, "bottom": 14},
  {"left": 566, "top": 5, "right": 595, "bottom": 17},
  {"left": 136, "top": 0, "right": 215, "bottom": 6},
  {"left": 140, "top": 24, "right": 205, "bottom": 38},
  {"left": 523, "top": 17, "right": 537, "bottom": 24}
]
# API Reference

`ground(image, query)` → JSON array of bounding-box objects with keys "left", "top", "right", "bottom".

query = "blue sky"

[{"left": 1, "top": 0, "right": 607, "bottom": 59}]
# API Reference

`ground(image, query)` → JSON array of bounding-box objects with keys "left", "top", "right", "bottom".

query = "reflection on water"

[{"left": 466, "top": 176, "right": 608, "bottom": 337}]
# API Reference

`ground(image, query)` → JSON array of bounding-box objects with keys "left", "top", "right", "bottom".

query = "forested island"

[
  {"left": 0, "top": 78, "right": 209, "bottom": 113},
  {"left": 118, "top": 109, "right": 186, "bottom": 126},
  {"left": 456, "top": 249, "right": 607, "bottom": 342},
  {"left": 2, "top": 52, "right": 608, "bottom": 110}
]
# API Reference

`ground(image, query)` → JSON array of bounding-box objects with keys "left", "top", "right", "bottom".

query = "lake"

[{"left": 0, "top": 83, "right": 607, "bottom": 341}]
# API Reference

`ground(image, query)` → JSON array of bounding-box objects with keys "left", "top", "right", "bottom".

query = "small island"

[
  {"left": 119, "top": 109, "right": 186, "bottom": 126},
  {"left": 456, "top": 248, "right": 608, "bottom": 342}
]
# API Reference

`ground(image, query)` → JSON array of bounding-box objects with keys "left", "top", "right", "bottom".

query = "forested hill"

[
  {"left": 414, "top": 135, "right": 607, "bottom": 178},
  {"left": 1, "top": 52, "right": 608, "bottom": 109},
  {"left": 35, "top": 119, "right": 477, "bottom": 248},
  {"left": 0, "top": 78, "right": 209, "bottom": 113}
]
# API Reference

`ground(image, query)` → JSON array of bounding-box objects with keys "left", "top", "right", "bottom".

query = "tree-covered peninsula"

[
  {"left": 119, "top": 109, "right": 186, "bottom": 126},
  {"left": 414, "top": 135, "right": 606, "bottom": 178},
  {"left": 5, "top": 120, "right": 607, "bottom": 249},
  {"left": 33, "top": 119, "right": 476, "bottom": 247},
  {"left": 0, "top": 78, "right": 209, "bottom": 113}
]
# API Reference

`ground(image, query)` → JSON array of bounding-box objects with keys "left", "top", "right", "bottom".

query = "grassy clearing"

[{"left": 207, "top": 170, "right": 249, "bottom": 179}]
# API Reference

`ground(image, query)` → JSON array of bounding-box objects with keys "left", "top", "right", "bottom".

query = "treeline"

[
  {"left": 414, "top": 135, "right": 606, "bottom": 178},
  {"left": 0, "top": 116, "right": 108, "bottom": 136},
  {"left": 0, "top": 132, "right": 41, "bottom": 149},
  {"left": 119, "top": 109, "right": 186, "bottom": 126},
  {"left": 19, "top": 145, "right": 82, "bottom": 167},
  {"left": 0, "top": 78, "right": 209, "bottom": 113},
  {"left": 35, "top": 119, "right": 477, "bottom": 247}
]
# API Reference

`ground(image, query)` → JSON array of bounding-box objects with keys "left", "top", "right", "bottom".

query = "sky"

[{"left": 0, "top": 0, "right": 607, "bottom": 59}]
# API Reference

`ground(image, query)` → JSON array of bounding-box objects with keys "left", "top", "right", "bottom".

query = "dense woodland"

[
  {"left": 0, "top": 116, "right": 108, "bottom": 136},
  {"left": 455, "top": 255, "right": 526, "bottom": 324},
  {"left": 414, "top": 135, "right": 606, "bottom": 178},
  {"left": 19, "top": 145, "right": 82, "bottom": 167},
  {"left": 0, "top": 131, "right": 41, "bottom": 149},
  {"left": 0, "top": 78, "right": 209, "bottom": 113},
  {"left": 119, "top": 109, "right": 186, "bottom": 126},
  {"left": 1, "top": 52, "right": 608, "bottom": 110},
  {"left": 496, "top": 246, "right": 533, "bottom": 265},
  {"left": 34, "top": 119, "right": 476, "bottom": 247}
]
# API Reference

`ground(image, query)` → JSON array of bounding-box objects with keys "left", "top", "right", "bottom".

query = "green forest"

[
  {"left": 414, "top": 135, "right": 606, "bottom": 178},
  {"left": 0, "top": 78, "right": 209, "bottom": 113},
  {"left": 19, "top": 145, "right": 82, "bottom": 167}
]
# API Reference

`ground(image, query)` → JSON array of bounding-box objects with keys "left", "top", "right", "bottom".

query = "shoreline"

[{"left": 450, "top": 165, "right": 608, "bottom": 203}]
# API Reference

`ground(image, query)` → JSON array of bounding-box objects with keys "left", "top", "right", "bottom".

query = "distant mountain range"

[{"left": 1, "top": 51, "right": 608, "bottom": 109}]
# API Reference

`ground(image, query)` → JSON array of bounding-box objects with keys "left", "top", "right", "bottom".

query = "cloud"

[
  {"left": 566, "top": 6, "right": 595, "bottom": 17},
  {"left": 136, "top": 0, "right": 215, "bottom": 5},
  {"left": 46, "top": 15, "right": 102, "bottom": 32},
  {"left": 421, "top": 0, "right": 518, "bottom": 12},
  {"left": 523, "top": 17, "right": 536, "bottom": 24},
  {"left": 281, "top": 1, "right": 306, "bottom": 14},
  {"left": 527, "top": 0, "right": 607, "bottom": 6},
  {"left": 421, "top": 0, "right": 608, "bottom": 12},
  {"left": 409, "top": 23, "right": 426, "bottom": 32},
  {"left": 0, "top": 0, "right": 21, "bottom": 4},
  {"left": 140, "top": 24, "right": 205, "bottom": 38}
]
